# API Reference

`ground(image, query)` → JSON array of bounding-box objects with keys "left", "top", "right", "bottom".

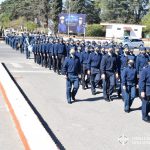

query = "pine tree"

[{"left": 51, "top": 0, "right": 62, "bottom": 33}]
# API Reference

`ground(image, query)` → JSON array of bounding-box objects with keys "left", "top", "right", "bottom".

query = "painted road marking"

[
  {"left": 10, "top": 70, "right": 53, "bottom": 74},
  {"left": 11, "top": 63, "right": 23, "bottom": 68}
]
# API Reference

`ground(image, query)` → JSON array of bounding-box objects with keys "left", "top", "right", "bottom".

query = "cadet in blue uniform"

[
  {"left": 24, "top": 34, "right": 30, "bottom": 59},
  {"left": 43, "top": 40, "right": 48, "bottom": 68},
  {"left": 47, "top": 39, "right": 53, "bottom": 70},
  {"left": 101, "top": 45, "right": 118, "bottom": 102},
  {"left": 75, "top": 46, "right": 82, "bottom": 61},
  {"left": 114, "top": 46, "right": 121, "bottom": 98},
  {"left": 129, "top": 47, "right": 136, "bottom": 62},
  {"left": 146, "top": 47, "right": 150, "bottom": 60},
  {"left": 80, "top": 46, "right": 91, "bottom": 90},
  {"left": 87, "top": 46, "right": 102, "bottom": 95},
  {"left": 120, "top": 47, "right": 130, "bottom": 100},
  {"left": 136, "top": 47, "right": 149, "bottom": 75},
  {"left": 122, "top": 58, "right": 137, "bottom": 113},
  {"left": 139, "top": 58, "right": 150, "bottom": 122},
  {"left": 32, "top": 40, "right": 38, "bottom": 63},
  {"left": 118, "top": 42, "right": 124, "bottom": 55},
  {"left": 56, "top": 40, "right": 66, "bottom": 74},
  {"left": 36, "top": 40, "right": 41, "bottom": 65},
  {"left": 62, "top": 48, "right": 81, "bottom": 104},
  {"left": 52, "top": 39, "right": 59, "bottom": 72}
]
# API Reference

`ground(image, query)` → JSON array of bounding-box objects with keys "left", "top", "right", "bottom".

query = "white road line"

[
  {"left": 10, "top": 63, "right": 23, "bottom": 68},
  {"left": 10, "top": 70, "right": 53, "bottom": 74},
  {"left": 31, "top": 66, "right": 41, "bottom": 69}
]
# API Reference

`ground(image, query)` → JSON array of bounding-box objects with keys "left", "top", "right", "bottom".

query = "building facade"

[{"left": 101, "top": 23, "right": 146, "bottom": 39}]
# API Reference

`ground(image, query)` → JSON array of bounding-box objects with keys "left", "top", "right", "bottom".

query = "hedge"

[{"left": 86, "top": 24, "right": 105, "bottom": 37}]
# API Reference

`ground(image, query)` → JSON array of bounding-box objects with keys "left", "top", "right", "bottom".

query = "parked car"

[{"left": 122, "top": 38, "right": 144, "bottom": 48}]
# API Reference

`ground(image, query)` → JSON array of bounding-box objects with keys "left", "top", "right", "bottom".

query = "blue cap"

[
  {"left": 139, "top": 47, "right": 146, "bottom": 51},
  {"left": 128, "top": 55, "right": 135, "bottom": 61},
  {"left": 107, "top": 45, "right": 114, "bottom": 49}
]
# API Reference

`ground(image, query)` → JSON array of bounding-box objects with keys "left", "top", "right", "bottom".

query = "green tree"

[
  {"left": 51, "top": 0, "right": 62, "bottom": 33},
  {"left": 25, "top": 21, "right": 37, "bottom": 31},
  {"left": 0, "top": 13, "right": 10, "bottom": 28},
  {"left": 64, "top": 0, "right": 100, "bottom": 23},
  {"left": 141, "top": 11, "right": 150, "bottom": 36},
  {"left": 99, "top": 0, "right": 150, "bottom": 24}
]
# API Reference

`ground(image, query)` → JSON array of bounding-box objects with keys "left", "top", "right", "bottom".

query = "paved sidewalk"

[{"left": 0, "top": 92, "right": 24, "bottom": 150}]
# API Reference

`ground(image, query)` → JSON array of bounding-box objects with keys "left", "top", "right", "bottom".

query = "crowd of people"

[{"left": 4, "top": 32, "right": 150, "bottom": 122}]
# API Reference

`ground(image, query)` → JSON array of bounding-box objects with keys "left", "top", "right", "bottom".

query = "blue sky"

[{"left": 0, "top": 0, "right": 5, "bottom": 4}]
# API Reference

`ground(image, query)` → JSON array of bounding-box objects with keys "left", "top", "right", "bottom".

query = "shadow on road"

[{"left": 73, "top": 96, "right": 104, "bottom": 103}]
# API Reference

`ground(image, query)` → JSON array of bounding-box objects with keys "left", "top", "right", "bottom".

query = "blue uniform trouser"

[
  {"left": 57, "top": 54, "right": 65, "bottom": 73},
  {"left": 121, "top": 70, "right": 125, "bottom": 100},
  {"left": 142, "top": 98, "right": 150, "bottom": 119},
  {"left": 81, "top": 64, "right": 90, "bottom": 88},
  {"left": 124, "top": 85, "right": 136, "bottom": 111},
  {"left": 103, "top": 72, "right": 115, "bottom": 99},
  {"left": 90, "top": 73, "right": 100, "bottom": 94},
  {"left": 66, "top": 74, "right": 79, "bottom": 103},
  {"left": 48, "top": 53, "right": 52, "bottom": 70},
  {"left": 116, "top": 77, "right": 121, "bottom": 96},
  {"left": 25, "top": 47, "right": 30, "bottom": 59}
]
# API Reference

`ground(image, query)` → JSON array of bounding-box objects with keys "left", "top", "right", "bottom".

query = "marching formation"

[{"left": 5, "top": 33, "right": 150, "bottom": 122}]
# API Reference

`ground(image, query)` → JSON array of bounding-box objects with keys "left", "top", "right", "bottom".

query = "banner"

[{"left": 58, "top": 13, "right": 86, "bottom": 34}]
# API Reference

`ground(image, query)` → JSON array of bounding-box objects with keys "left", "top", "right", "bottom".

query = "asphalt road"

[{"left": 0, "top": 41, "right": 150, "bottom": 150}]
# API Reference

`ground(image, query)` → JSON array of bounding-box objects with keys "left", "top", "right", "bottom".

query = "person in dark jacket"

[
  {"left": 101, "top": 45, "right": 118, "bottom": 102},
  {"left": 139, "top": 58, "right": 150, "bottom": 122},
  {"left": 122, "top": 58, "right": 137, "bottom": 113},
  {"left": 62, "top": 48, "right": 81, "bottom": 104}
]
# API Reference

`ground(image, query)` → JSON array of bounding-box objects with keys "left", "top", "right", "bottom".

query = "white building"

[{"left": 100, "top": 23, "right": 146, "bottom": 39}]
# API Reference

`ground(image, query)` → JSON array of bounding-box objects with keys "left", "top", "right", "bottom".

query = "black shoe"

[
  {"left": 92, "top": 92, "right": 96, "bottom": 95},
  {"left": 143, "top": 117, "right": 150, "bottom": 123},
  {"left": 109, "top": 95, "right": 113, "bottom": 101},
  {"left": 82, "top": 86, "right": 86, "bottom": 90},
  {"left": 105, "top": 98, "right": 110, "bottom": 102},
  {"left": 71, "top": 93, "right": 76, "bottom": 101},
  {"left": 124, "top": 109, "right": 130, "bottom": 113},
  {"left": 118, "top": 94, "right": 122, "bottom": 99},
  {"left": 68, "top": 101, "right": 72, "bottom": 104},
  {"left": 85, "top": 84, "right": 89, "bottom": 89}
]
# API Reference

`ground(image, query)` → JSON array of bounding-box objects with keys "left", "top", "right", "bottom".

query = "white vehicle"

[{"left": 122, "top": 38, "right": 144, "bottom": 48}]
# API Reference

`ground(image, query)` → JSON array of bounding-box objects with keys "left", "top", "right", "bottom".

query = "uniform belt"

[
  {"left": 91, "top": 66, "right": 99, "bottom": 69},
  {"left": 127, "top": 81, "right": 136, "bottom": 85},
  {"left": 106, "top": 70, "right": 114, "bottom": 73},
  {"left": 68, "top": 73, "right": 78, "bottom": 76}
]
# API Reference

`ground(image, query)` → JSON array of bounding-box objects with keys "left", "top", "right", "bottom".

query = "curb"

[{"left": 0, "top": 63, "right": 58, "bottom": 150}]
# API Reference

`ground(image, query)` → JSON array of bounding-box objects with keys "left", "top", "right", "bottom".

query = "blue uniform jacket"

[
  {"left": 139, "top": 65, "right": 150, "bottom": 96},
  {"left": 52, "top": 43, "right": 59, "bottom": 56},
  {"left": 81, "top": 51, "right": 90, "bottom": 64},
  {"left": 100, "top": 53, "right": 118, "bottom": 74},
  {"left": 62, "top": 56, "right": 81, "bottom": 75},
  {"left": 87, "top": 52, "right": 102, "bottom": 70},
  {"left": 136, "top": 54, "right": 149, "bottom": 74},
  {"left": 57, "top": 43, "right": 66, "bottom": 55},
  {"left": 122, "top": 66, "right": 137, "bottom": 86},
  {"left": 75, "top": 51, "right": 82, "bottom": 62},
  {"left": 120, "top": 54, "right": 129, "bottom": 70}
]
